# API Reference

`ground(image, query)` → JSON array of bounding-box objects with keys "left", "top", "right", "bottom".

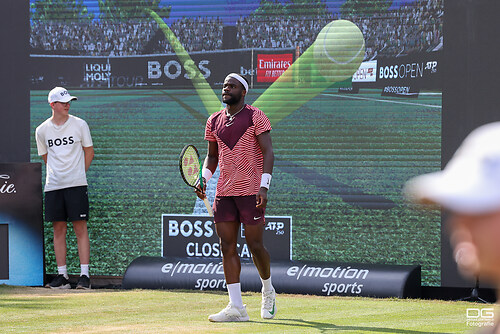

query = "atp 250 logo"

[{"left": 0, "top": 174, "right": 16, "bottom": 194}]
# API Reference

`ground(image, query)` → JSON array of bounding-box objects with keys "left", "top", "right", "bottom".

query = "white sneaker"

[
  {"left": 208, "top": 302, "right": 250, "bottom": 322},
  {"left": 261, "top": 288, "right": 277, "bottom": 319}
]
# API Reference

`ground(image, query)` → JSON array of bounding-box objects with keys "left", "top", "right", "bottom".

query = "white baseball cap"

[
  {"left": 48, "top": 87, "right": 78, "bottom": 103},
  {"left": 404, "top": 122, "right": 500, "bottom": 214}
]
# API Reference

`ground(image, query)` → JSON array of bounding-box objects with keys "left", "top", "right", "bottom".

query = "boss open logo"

[{"left": 466, "top": 308, "right": 495, "bottom": 327}]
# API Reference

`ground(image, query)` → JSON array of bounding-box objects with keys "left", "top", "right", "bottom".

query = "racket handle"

[{"left": 203, "top": 197, "right": 214, "bottom": 217}]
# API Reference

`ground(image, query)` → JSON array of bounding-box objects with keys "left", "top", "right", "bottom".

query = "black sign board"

[
  {"left": 123, "top": 256, "right": 421, "bottom": 299},
  {"left": 0, "top": 224, "right": 8, "bottom": 279},
  {"left": 162, "top": 215, "right": 292, "bottom": 261},
  {"left": 0, "top": 163, "right": 43, "bottom": 285}
]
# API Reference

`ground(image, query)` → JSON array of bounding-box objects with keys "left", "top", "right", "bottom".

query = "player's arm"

[
  {"left": 35, "top": 129, "right": 48, "bottom": 165},
  {"left": 83, "top": 146, "right": 94, "bottom": 172},
  {"left": 195, "top": 141, "right": 218, "bottom": 199},
  {"left": 256, "top": 130, "right": 274, "bottom": 208},
  {"left": 204, "top": 140, "right": 219, "bottom": 175}
]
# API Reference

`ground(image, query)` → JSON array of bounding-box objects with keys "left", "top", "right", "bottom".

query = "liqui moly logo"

[
  {"left": 84, "top": 63, "right": 111, "bottom": 82},
  {"left": 0, "top": 175, "right": 16, "bottom": 194}
]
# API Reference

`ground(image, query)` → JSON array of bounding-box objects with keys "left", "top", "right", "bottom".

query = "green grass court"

[
  {"left": 0, "top": 285, "right": 483, "bottom": 333},
  {"left": 30, "top": 88, "right": 442, "bottom": 285}
]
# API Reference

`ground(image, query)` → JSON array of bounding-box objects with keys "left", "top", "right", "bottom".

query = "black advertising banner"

[
  {"left": 381, "top": 85, "right": 420, "bottom": 98},
  {"left": 376, "top": 51, "right": 441, "bottom": 90},
  {"left": 30, "top": 49, "right": 294, "bottom": 90},
  {"left": 123, "top": 256, "right": 421, "bottom": 298},
  {"left": 338, "top": 86, "right": 360, "bottom": 94},
  {"left": 162, "top": 215, "right": 292, "bottom": 261},
  {"left": 0, "top": 163, "right": 43, "bottom": 286}
]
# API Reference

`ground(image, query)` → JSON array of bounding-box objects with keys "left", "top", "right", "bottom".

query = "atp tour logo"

[
  {"left": 425, "top": 61, "right": 438, "bottom": 73},
  {"left": 0, "top": 175, "right": 16, "bottom": 194}
]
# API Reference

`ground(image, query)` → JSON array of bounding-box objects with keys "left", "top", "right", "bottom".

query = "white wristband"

[
  {"left": 260, "top": 173, "right": 272, "bottom": 189},
  {"left": 202, "top": 168, "right": 213, "bottom": 182}
]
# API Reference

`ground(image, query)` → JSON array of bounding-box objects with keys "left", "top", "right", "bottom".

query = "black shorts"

[
  {"left": 213, "top": 195, "right": 265, "bottom": 225},
  {"left": 44, "top": 186, "right": 89, "bottom": 222}
]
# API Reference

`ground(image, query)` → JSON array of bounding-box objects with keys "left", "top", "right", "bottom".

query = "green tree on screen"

[
  {"left": 253, "top": 0, "right": 285, "bottom": 16},
  {"left": 253, "top": 0, "right": 329, "bottom": 18},
  {"left": 341, "top": 0, "right": 393, "bottom": 17},
  {"left": 98, "top": 0, "right": 171, "bottom": 21},
  {"left": 30, "top": 0, "right": 94, "bottom": 21},
  {"left": 285, "top": 0, "right": 329, "bottom": 16}
]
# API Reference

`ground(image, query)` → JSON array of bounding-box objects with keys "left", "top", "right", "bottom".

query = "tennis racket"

[{"left": 179, "top": 145, "right": 214, "bottom": 216}]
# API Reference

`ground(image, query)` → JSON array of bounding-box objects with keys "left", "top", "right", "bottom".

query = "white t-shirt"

[{"left": 35, "top": 115, "right": 93, "bottom": 192}]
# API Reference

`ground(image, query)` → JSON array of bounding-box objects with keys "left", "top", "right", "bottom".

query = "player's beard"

[{"left": 222, "top": 92, "right": 242, "bottom": 106}]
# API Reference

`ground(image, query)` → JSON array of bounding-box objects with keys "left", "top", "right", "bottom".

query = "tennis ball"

[{"left": 313, "top": 20, "right": 365, "bottom": 82}]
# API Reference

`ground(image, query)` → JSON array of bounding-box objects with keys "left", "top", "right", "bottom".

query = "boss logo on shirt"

[{"left": 48, "top": 136, "right": 74, "bottom": 147}]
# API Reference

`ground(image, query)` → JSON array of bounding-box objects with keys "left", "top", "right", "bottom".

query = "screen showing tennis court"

[{"left": 29, "top": 0, "right": 443, "bottom": 285}]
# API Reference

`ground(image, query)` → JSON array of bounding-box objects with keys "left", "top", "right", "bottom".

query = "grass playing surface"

[
  {"left": 0, "top": 285, "right": 484, "bottom": 333},
  {"left": 30, "top": 87, "right": 442, "bottom": 285}
]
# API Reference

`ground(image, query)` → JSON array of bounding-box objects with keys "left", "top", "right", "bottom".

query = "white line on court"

[{"left": 322, "top": 93, "right": 442, "bottom": 109}]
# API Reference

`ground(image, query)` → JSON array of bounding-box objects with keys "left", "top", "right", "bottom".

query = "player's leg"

[
  {"left": 208, "top": 220, "right": 249, "bottom": 322},
  {"left": 53, "top": 221, "right": 69, "bottom": 270},
  {"left": 236, "top": 195, "right": 276, "bottom": 320},
  {"left": 216, "top": 221, "right": 241, "bottom": 284},
  {"left": 73, "top": 220, "right": 91, "bottom": 289},
  {"left": 208, "top": 196, "right": 249, "bottom": 322},
  {"left": 244, "top": 223, "right": 270, "bottom": 279},
  {"left": 245, "top": 223, "right": 277, "bottom": 319},
  {"left": 216, "top": 221, "right": 243, "bottom": 308},
  {"left": 52, "top": 221, "right": 68, "bottom": 272},
  {"left": 73, "top": 220, "right": 90, "bottom": 265},
  {"left": 45, "top": 189, "right": 71, "bottom": 289},
  {"left": 66, "top": 186, "right": 91, "bottom": 289},
  {"left": 49, "top": 221, "right": 71, "bottom": 289}
]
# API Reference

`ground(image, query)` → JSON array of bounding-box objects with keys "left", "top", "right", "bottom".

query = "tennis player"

[
  {"left": 196, "top": 73, "right": 276, "bottom": 322},
  {"left": 35, "top": 87, "right": 94, "bottom": 289},
  {"left": 405, "top": 122, "right": 500, "bottom": 333}
]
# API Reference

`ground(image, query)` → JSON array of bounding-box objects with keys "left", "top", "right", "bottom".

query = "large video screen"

[{"left": 30, "top": 0, "right": 443, "bottom": 285}]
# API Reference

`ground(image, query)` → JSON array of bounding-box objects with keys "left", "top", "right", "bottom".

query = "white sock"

[
  {"left": 57, "top": 265, "right": 69, "bottom": 279},
  {"left": 261, "top": 276, "right": 273, "bottom": 292},
  {"left": 227, "top": 283, "right": 244, "bottom": 309},
  {"left": 80, "top": 264, "right": 89, "bottom": 277}
]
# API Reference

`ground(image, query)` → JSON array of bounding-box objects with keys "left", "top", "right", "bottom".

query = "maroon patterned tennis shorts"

[{"left": 213, "top": 195, "right": 265, "bottom": 225}]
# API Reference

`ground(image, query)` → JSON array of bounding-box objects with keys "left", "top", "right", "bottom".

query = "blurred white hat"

[
  {"left": 48, "top": 87, "right": 78, "bottom": 103},
  {"left": 404, "top": 122, "right": 500, "bottom": 214}
]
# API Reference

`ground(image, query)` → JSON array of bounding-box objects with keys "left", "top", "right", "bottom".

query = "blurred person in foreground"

[{"left": 404, "top": 122, "right": 500, "bottom": 334}]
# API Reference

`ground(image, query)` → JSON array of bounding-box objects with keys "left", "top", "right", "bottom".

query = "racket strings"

[{"left": 181, "top": 147, "right": 201, "bottom": 186}]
